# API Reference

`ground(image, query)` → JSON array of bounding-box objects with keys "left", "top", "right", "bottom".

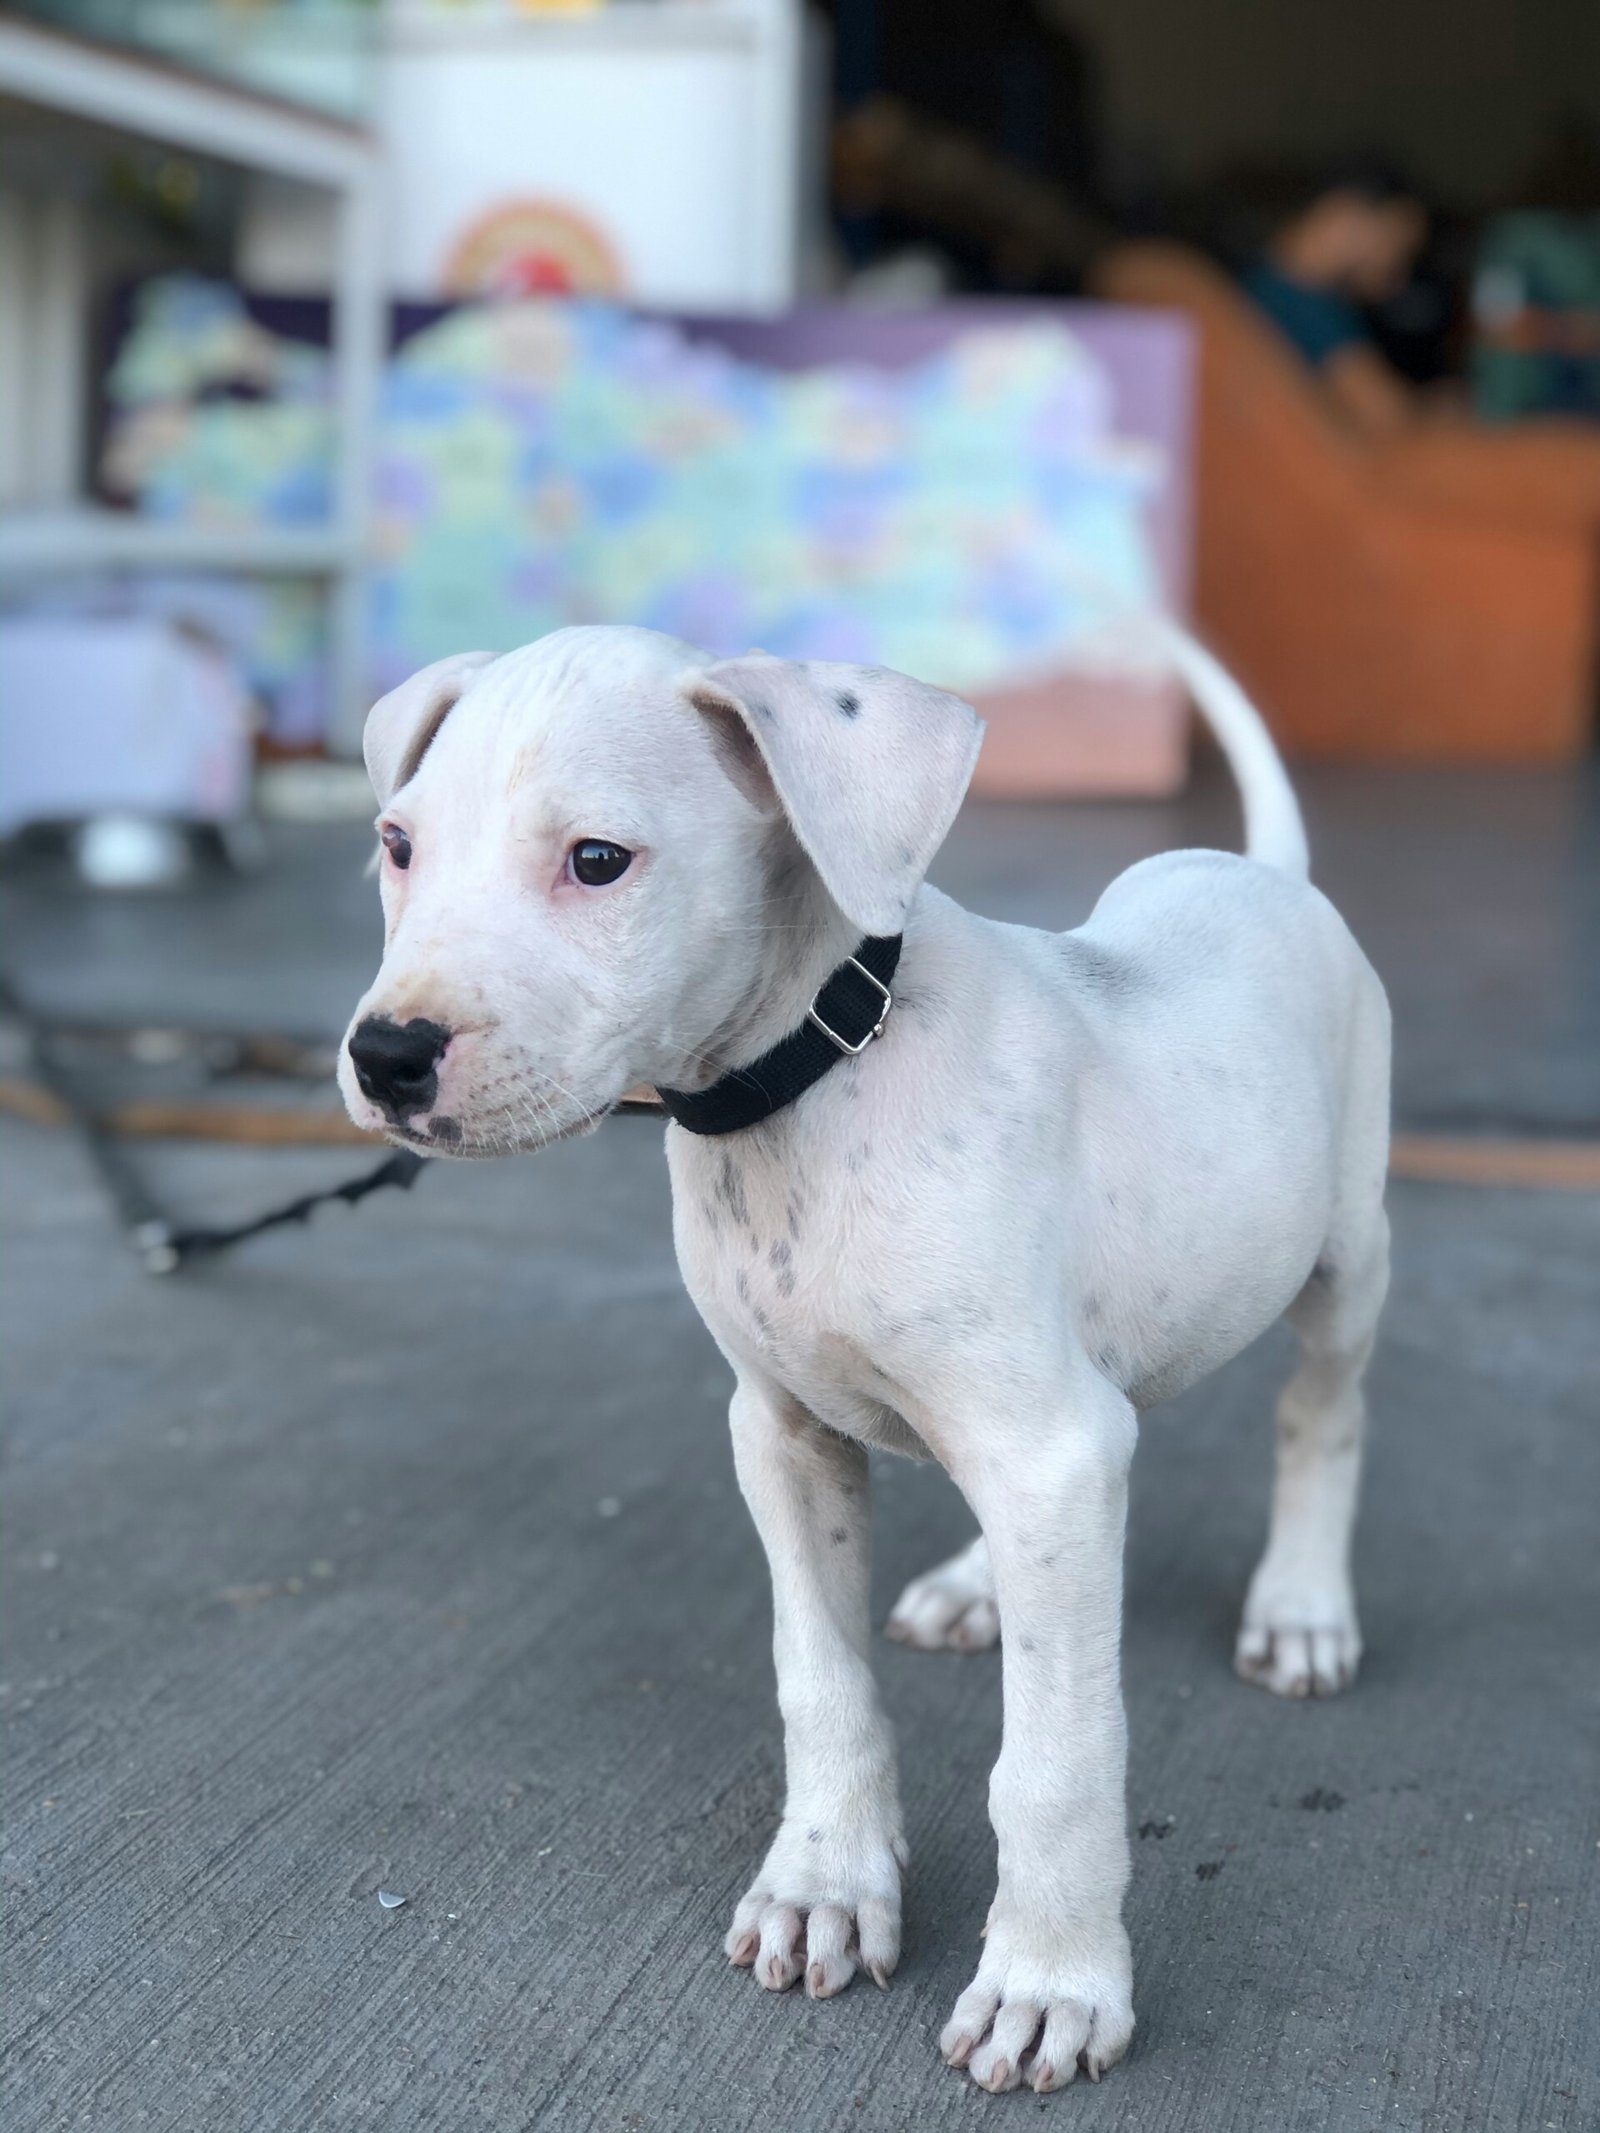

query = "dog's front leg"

[
  {"left": 725, "top": 1375, "right": 906, "bottom": 1997},
  {"left": 939, "top": 1372, "right": 1137, "bottom": 2093}
]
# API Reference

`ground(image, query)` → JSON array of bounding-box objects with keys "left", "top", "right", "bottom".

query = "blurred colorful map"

[{"left": 101, "top": 277, "right": 1174, "bottom": 734}]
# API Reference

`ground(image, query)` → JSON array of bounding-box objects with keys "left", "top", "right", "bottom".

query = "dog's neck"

[{"left": 687, "top": 840, "right": 866, "bottom": 1091}]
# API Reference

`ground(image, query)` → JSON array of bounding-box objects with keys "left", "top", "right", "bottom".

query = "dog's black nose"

[{"left": 348, "top": 1015, "right": 451, "bottom": 1119}]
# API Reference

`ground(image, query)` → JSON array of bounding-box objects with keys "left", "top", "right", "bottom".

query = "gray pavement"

[{"left": 3, "top": 766, "right": 1597, "bottom": 2132}]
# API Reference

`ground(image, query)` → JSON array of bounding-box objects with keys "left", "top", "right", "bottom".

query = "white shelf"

[
  {"left": 0, "top": 508, "right": 354, "bottom": 576},
  {"left": 0, "top": 12, "right": 384, "bottom": 747}
]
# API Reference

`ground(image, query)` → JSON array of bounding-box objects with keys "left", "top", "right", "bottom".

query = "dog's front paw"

[
  {"left": 940, "top": 1916, "right": 1134, "bottom": 2094},
  {"left": 885, "top": 1540, "right": 999, "bottom": 1653},
  {"left": 726, "top": 1817, "right": 907, "bottom": 1998},
  {"left": 1235, "top": 1566, "right": 1362, "bottom": 1698}
]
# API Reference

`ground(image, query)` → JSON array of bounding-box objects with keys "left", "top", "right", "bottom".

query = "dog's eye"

[
  {"left": 380, "top": 823, "right": 412, "bottom": 871},
  {"left": 568, "top": 839, "right": 633, "bottom": 887}
]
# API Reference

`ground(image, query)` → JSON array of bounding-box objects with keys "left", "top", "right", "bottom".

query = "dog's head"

[{"left": 339, "top": 625, "right": 982, "bottom": 1156}]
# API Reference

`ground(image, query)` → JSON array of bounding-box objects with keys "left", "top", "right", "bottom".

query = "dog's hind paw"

[
  {"left": 885, "top": 1538, "right": 999, "bottom": 1654},
  {"left": 1234, "top": 1575, "right": 1362, "bottom": 1698}
]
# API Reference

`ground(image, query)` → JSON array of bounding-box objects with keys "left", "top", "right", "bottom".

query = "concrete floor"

[{"left": 3, "top": 766, "right": 1597, "bottom": 2132}]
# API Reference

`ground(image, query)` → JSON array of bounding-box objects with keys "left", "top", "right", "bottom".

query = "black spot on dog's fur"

[
  {"left": 1061, "top": 938, "right": 1139, "bottom": 997},
  {"left": 429, "top": 1114, "right": 461, "bottom": 1144},
  {"left": 829, "top": 1527, "right": 849, "bottom": 1545},
  {"left": 835, "top": 690, "right": 860, "bottom": 718},
  {"left": 767, "top": 1238, "right": 797, "bottom": 1298},
  {"left": 716, "top": 1152, "right": 750, "bottom": 1227}
]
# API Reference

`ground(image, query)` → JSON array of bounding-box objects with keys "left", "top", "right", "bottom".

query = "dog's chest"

[{"left": 666, "top": 1128, "right": 930, "bottom": 1454}]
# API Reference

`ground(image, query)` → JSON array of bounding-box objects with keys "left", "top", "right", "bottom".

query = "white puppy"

[{"left": 339, "top": 624, "right": 1389, "bottom": 2095}]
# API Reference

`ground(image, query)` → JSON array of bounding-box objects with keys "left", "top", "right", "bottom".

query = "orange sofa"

[{"left": 1092, "top": 243, "right": 1600, "bottom": 761}]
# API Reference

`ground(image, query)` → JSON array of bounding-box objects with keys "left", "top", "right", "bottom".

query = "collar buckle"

[{"left": 805, "top": 957, "right": 893, "bottom": 1057}]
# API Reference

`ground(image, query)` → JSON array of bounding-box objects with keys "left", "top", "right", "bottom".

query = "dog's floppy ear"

[
  {"left": 683, "top": 656, "right": 984, "bottom": 935},
  {"left": 363, "top": 651, "right": 498, "bottom": 806}
]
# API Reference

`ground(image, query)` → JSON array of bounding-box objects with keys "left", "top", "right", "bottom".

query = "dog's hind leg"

[
  {"left": 885, "top": 1533, "right": 1000, "bottom": 1653},
  {"left": 1235, "top": 1197, "right": 1389, "bottom": 1699}
]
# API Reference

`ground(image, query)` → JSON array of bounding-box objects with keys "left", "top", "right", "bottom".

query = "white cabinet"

[{"left": 380, "top": 0, "right": 809, "bottom": 310}]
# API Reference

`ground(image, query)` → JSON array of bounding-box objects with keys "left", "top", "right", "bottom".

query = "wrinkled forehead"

[{"left": 404, "top": 627, "right": 708, "bottom": 822}]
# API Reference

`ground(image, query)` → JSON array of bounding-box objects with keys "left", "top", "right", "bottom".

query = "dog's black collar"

[{"left": 656, "top": 934, "right": 901, "bottom": 1136}]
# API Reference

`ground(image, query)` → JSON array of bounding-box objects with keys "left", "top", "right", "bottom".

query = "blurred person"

[{"left": 1243, "top": 160, "right": 1436, "bottom": 437}]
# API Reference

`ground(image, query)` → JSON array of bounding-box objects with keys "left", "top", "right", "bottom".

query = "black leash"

[
  {"left": 1, "top": 969, "right": 426, "bottom": 1275},
  {"left": 171, "top": 1094, "right": 668, "bottom": 1269},
  {"left": 146, "top": 1148, "right": 427, "bottom": 1273}
]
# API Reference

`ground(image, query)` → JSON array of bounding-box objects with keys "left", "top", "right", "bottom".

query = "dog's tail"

[{"left": 1155, "top": 621, "right": 1309, "bottom": 878}]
